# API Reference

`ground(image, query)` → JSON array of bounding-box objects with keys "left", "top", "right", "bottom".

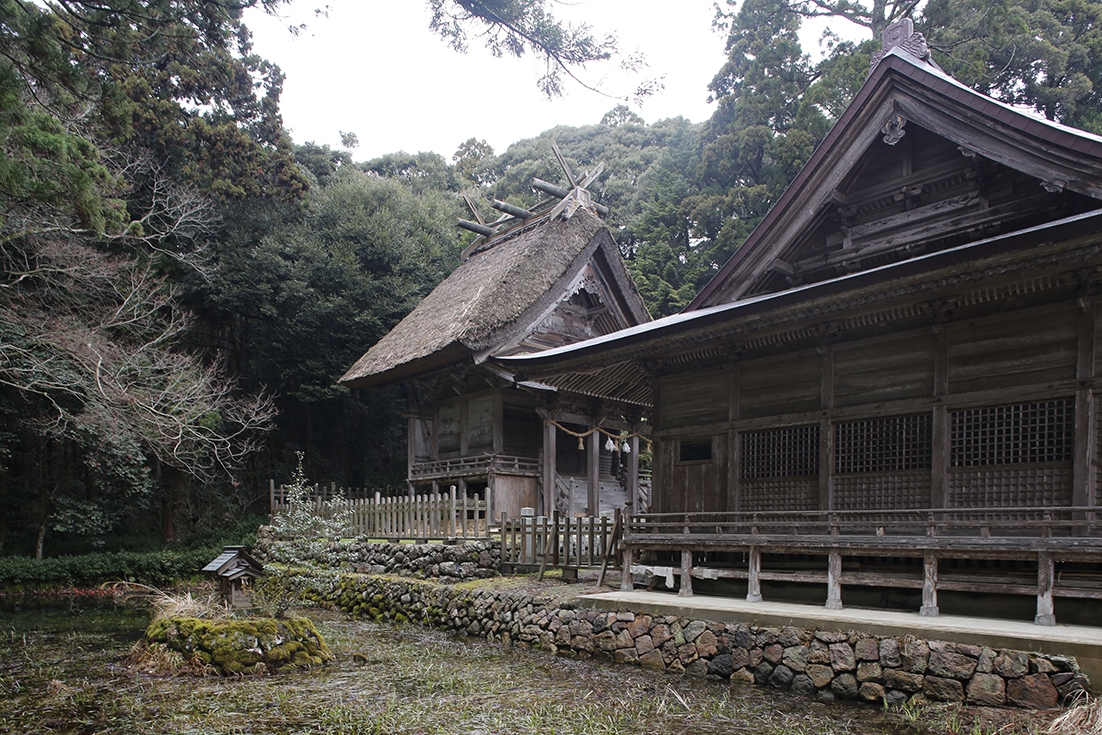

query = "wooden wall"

[{"left": 653, "top": 293, "right": 1096, "bottom": 515}]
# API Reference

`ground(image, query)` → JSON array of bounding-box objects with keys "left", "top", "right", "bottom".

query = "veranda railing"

[{"left": 499, "top": 509, "right": 625, "bottom": 582}]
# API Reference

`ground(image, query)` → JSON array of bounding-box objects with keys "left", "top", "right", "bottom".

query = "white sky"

[{"left": 243, "top": 1, "right": 869, "bottom": 162}]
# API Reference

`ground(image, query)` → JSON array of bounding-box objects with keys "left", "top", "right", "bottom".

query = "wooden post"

[
  {"left": 932, "top": 324, "right": 949, "bottom": 509},
  {"left": 269, "top": 479, "right": 276, "bottom": 516},
  {"left": 819, "top": 346, "right": 834, "bottom": 511},
  {"left": 920, "top": 551, "right": 939, "bottom": 617},
  {"left": 587, "top": 425, "right": 600, "bottom": 516},
  {"left": 544, "top": 419, "right": 557, "bottom": 515},
  {"left": 747, "top": 546, "right": 762, "bottom": 602},
  {"left": 826, "top": 550, "right": 843, "bottom": 609},
  {"left": 1074, "top": 298, "right": 1097, "bottom": 513},
  {"left": 679, "top": 548, "right": 693, "bottom": 597},
  {"left": 628, "top": 434, "right": 640, "bottom": 512},
  {"left": 1036, "top": 551, "right": 1056, "bottom": 626},
  {"left": 621, "top": 545, "right": 634, "bottom": 591},
  {"left": 449, "top": 485, "right": 457, "bottom": 538}
]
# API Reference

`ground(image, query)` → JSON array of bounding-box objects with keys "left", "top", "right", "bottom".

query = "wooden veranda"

[{"left": 621, "top": 507, "right": 1102, "bottom": 625}]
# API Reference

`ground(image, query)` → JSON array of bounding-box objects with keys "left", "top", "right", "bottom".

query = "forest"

[{"left": 2, "top": 0, "right": 1100, "bottom": 557}]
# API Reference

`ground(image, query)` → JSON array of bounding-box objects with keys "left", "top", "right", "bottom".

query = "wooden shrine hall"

[
  {"left": 339, "top": 150, "right": 652, "bottom": 521},
  {"left": 499, "top": 20, "right": 1102, "bottom": 626}
]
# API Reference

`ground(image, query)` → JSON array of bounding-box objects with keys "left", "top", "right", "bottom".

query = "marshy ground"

[{"left": 0, "top": 592, "right": 1058, "bottom": 735}]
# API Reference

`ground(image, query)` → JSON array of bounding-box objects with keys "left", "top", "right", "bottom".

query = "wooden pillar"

[
  {"left": 621, "top": 546, "right": 634, "bottom": 591},
  {"left": 932, "top": 324, "right": 950, "bottom": 509},
  {"left": 679, "top": 548, "right": 693, "bottom": 597},
  {"left": 459, "top": 398, "right": 469, "bottom": 456},
  {"left": 820, "top": 346, "right": 834, "bottom": 510},
  {"left": 1074, "top": 298, "right": 1097, "bottom": 511},
  {"left": 492, "top": 391, "right": 504, "bottom": 455},
  {"left": 920, "top": 551, "right": 939, "bottom": 617},
  {"left": 746, "top": 546, "right": 762, "bottom": 602},
  {"left": 543, "top": 420, "right": 557, "bottom": 516},
  {"left": 729, "top": 364, "right": 741, "bottom": 513},
  {"left": 1036, "top": 551, "right": 1056, "bottom": 626},
  {"left": 587, "top": 423, "right": 600, "bottom": 516},
  {"left": 826, "top": 550, "right": 843, "bottom": 609},
  {"left": 628, "top": 435, "right": 640, "bottom": 512}
]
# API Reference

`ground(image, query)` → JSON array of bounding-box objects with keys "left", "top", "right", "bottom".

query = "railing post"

[
  {"left": 920, "top": 551, "right": 939, "bottom": 617},
  {"left": 552, "top": 510, "right": 561, "bottom": 567},
  {"left": 747, "top": 546, "right": 762, "bottom": 602},
  {"left": 1036, "top": 551, "right": 1056, "bottom": 626},
  {"left": 269, "top": 479, "right": 276, "bottom": 516},
  {"left": 826, "top": 550, "right": 843, "bottom": 610},
  {"left": 678, "top": 548, "right": 693, "bottom": 597}
]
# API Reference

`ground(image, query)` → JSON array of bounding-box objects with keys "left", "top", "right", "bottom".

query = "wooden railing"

[
  {"left": 626, "top": 507, "right": 1102, "bottom": 546},
  {"left": 271, "top": 487, "right": 490, "bottom": 540},
  {"left": 409, "top": 453, "right": 541, "bottom": 480},
  {"left": 500, "top": 510, "right": 623, "bottom": 573}
]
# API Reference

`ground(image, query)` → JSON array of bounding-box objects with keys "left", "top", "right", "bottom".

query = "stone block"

[
  {"left": 879, "top": 639, "right": 902, "bottom": 668},
  {"left": 708, "top": 653, "right": 734, "bottom": 678},
  {"left": 884, "top": 689, "right": 909, "bottom": 707},
  {"left": 730, "top": 667, "right": 756, "bottom": 685},
  {"left": 677, "top": 643, "right": 698, "bottom": 665},
  {"left": 966, "top": 673, "right": 1006, "bottom": 706},
  {"left": 639, "top": 649, "right": 665, "bottom": 669},
  {"left": 771, "top": 664, "right": 796, "bottom": 689},
  {"left": 831, "top": 673, "right": 859, "bottom": 699},
  {"left": 901, "top": 640, "right": 929, "bottom": 674},
  {"left": 782, "top": 645, "right": 809, "bottom": 672},
  {"left": 859, "top": 682, "right": 886, "bottom": 702},
  {"left": 928, "top": 651, "right": 977, "bottom": 680},
  {"left": 685, "top": 659, "right": 710, "bottom": 678},
  {"left": 1007, "top": 674, "right": 1059, "bottom": 710},
  {"left": 635, "top": 634, "right": 654, "bottom": 655},
  {"left": 857, "top": 662, "right": 882, "bottom": 682},
  {"left": 976, "top": 648, "right": 997, "bottom": 674},
  {"left": 650, "top": 624, "right": 671, "bottom": 648},
  {"left": 614, "top": 647, "right": 639, "bottom": 665},
  {"left": 683, "top": 620, "right": 707, "bottom": 643},
  {"left": 696, "top": 630, "right": 719, "bottom": 658},
  {"left": 815, "top": 630, "right": 849, "bottom": 643},
  {"left": 923, "top": 676, "right": 965, "bottom": 702},
  {"left": 729, "top": 646, "right": 750, "bottom": 670},
  {"left": 884, "top": 669, "right": 924, "bottom": 692},
  {"left": 754, "top": 661, "right": 775, "bottom": 684},
  {"left": 829, "top": 642, "right": 856, "bottom": 672},
  {"left": 763, "top": 643, "right": 783, "bottom": 664},
  {"left": 790, "top": 674, "right": 818, "bottom": 697},
  {"left": 809, "top": 639, "right": 831, "bottom": 664},
  {"left": 806, "top": 664, "right": 835, "bottom": 688},
  {"left": 855, "top": 638, "right": 879, "bottom": 662},
  {"left": 628, "top": 615, "right": 651, "bottom": 639},
  {"left": 993, "top": 651, "right": 1030, "bottom": 679}
]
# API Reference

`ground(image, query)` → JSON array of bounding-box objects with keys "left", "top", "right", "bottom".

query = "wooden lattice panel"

[
  {"left": 951, "top": 399, "right": 1073, "bottom": 466},
  {"left": 833, "top": 471, "right": 931, "bottom": 511},
  {"left": 947, "top": 465, "right": 1073, "bottom": 508},
  {"left": 741, "top": 425, "right": 820, "bottom": 479},
  {"left": 741, "top": 477, "right": 819, "bottom": 512},
  {"left": 834, "top": 414, "right": 932, "bottom": 474}
]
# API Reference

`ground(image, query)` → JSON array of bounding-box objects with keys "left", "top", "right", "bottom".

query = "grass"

[{"left": 0, "top": 600, "right": 1062, "bottom": 735}]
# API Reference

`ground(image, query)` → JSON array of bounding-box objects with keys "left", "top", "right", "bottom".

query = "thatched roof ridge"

[{"left": 339, "top": 207, "right": 609, "bottom": 388}]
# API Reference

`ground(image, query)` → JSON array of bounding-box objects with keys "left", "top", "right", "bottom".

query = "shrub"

[{"left": 0, "top": 547, "right": 220, "bottom": 588}]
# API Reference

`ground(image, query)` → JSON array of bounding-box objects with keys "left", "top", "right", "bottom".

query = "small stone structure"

[{"left": 257, "top": 568, "right": 1090, "bottom": 709}]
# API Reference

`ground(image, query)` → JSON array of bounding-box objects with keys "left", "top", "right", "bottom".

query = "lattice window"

[
  {"left": 741, "top": 425, "right": 820, "bottom": 479},
  {"left": 951, "top": 399, "right": 1073, "bottom": 467},
  {"left": 834, "top": 414, "right": 932, "bottom": 474}
]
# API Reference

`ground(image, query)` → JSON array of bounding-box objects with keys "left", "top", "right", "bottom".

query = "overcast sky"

[{"left": 242, "top": 1, "right": 732, "bottom": 161}]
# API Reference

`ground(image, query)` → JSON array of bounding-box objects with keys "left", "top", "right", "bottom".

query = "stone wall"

[
  {"left": 259, "top": 568, "right": 1090, "bottom": 709},
  {"left": 254, "top": 529, "right": 498, "bottom": 581}
]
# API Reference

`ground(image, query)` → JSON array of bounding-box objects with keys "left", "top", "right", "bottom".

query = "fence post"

[{"left": 269, "top": 479, "right": 276, "bottom": 516}]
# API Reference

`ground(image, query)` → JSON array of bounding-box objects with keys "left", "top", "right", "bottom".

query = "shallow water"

[{"left": 0, "top": 603, "right": 1024, "bottom": 735}]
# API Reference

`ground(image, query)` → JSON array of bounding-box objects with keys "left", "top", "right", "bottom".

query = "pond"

[{"left": 0, "top": 600, "right": 1048, "bottom": 735}]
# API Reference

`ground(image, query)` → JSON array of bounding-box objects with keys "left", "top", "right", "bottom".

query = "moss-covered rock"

[{"left": 143, "top": 616, "right": 331, "bottom": 675}]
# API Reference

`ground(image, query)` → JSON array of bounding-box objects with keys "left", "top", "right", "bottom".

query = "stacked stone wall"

[
  {"left": 254, "top": 530, "right": 498, "bottom": 581},
  {"left": 258, "top": 568, "right": 1089, "bottom": 709}
]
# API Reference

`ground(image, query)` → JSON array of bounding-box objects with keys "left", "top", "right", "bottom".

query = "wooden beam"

[
  {"left": 679, "top": 548, "right": 693, "bottom": 597},
  {"left": 747, "top": 546, "right": 763, "bottom": 602},
  {"left": 1036, "top": 551, "right": 1056, "bottom": 626},
  {"left": 826, "top": 550, "right": 843, "bottom": 609},
  {"left": 920, "top": 551, "right": 939, "bottom": 616}
]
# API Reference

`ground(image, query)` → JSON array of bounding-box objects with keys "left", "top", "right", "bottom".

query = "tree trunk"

[{"left": 35, "top": 521, "right": 46, "bottom": 560}]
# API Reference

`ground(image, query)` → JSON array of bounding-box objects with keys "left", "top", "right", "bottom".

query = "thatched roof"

[{"left": 340, "top": 206, "right": 641, "bottom": 389}]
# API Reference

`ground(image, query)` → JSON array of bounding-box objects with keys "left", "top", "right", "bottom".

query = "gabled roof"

[
  {"left": 689, "top": 34, "right": 1102, "bottom": 310},
  {"left": 339, "top": 205, "right": 650, "bottom": 389}
]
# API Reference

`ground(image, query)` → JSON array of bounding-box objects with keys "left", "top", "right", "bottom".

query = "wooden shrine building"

[
  {"left": 500, "top": 20, "right": 1102, "bottom": 626},
  {"left": 339, "top": 159, "right": 651, "bottom": 521}
]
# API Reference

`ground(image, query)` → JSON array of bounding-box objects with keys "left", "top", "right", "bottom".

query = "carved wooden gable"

[
  {"left": 744, "top": 124, "right": 1100, "bottom": 297},
  {"left": 690, "top": 18, "right": 1102, "bottom": 309}
]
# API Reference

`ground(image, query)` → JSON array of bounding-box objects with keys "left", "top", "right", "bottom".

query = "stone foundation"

[{"left": 258, "top": 568, "right": 1090, "bottom": 709}]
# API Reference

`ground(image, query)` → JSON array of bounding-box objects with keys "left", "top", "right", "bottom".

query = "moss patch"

[{"left": 142, "top": 616, "right": 331, "bottom": 675}]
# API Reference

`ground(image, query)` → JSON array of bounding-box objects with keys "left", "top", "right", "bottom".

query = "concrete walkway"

[{"left": 582, "top": 589, "right": 1102, "bottom": 690}]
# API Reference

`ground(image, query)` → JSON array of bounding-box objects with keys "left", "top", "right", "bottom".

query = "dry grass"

[
  {"left": 1046, "top": 695, "right": 1102, "bottom": 734},
  {"left": 102, "top": 581, "right": 229, "bottom": 622}
]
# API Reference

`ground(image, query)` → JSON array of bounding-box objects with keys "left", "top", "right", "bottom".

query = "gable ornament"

[
  {"left": 882, "top": 113, "right": 907, "bottom": 146},
  {"left": 870, "top": 18, "right": 940, "bottom": 74}
]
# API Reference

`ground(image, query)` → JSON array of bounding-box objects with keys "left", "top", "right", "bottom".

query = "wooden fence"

[
  {"left": 270, "top": 482, "right": 490, "bottom": 540},
  {"left": 499, "top": 509, "right": 624, "bottom": 576}
]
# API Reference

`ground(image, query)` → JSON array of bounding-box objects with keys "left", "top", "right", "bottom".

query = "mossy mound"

[{"left": 143, "top": 616, "right": 331, "bottom": 675}]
